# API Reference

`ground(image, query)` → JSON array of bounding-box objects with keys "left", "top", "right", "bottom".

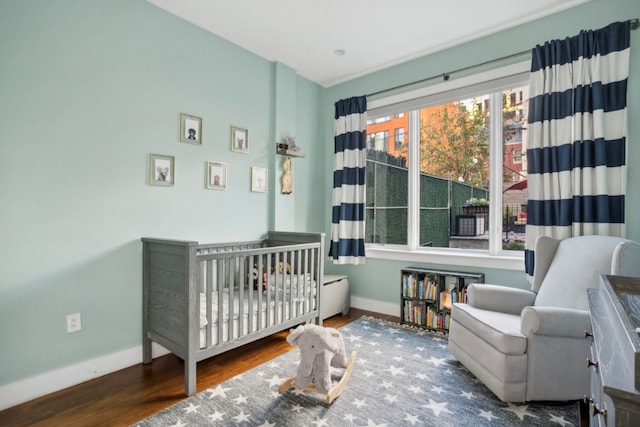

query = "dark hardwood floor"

[{"left": 0, "top": 309, "right": 398, "bottom": 427}]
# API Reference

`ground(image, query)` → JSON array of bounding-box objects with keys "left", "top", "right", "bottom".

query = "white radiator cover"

[{"left": 321, "top": 275, "right": 350, "bottom": 320}]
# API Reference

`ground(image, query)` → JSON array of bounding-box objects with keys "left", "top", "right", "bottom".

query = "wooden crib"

[{"left": 141, "top": 231, "right": 325, "bottom": 396}]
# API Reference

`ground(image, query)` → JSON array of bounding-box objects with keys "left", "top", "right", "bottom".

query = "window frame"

[{"left": 365, "top": 61, "right": 530, "bottom": 271}]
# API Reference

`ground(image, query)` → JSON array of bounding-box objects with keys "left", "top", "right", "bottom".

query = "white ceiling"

[{"left": 146, "top": 0, "right": 589, "bottom": 87}]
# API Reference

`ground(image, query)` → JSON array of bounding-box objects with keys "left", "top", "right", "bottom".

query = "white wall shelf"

[{"left": 276, "top": 143, "right": 304, "bottom": 157}]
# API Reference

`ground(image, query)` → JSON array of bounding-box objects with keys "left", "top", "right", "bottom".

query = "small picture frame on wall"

[
  {"left": 206, "top": 161, "right": 227, "bottom": 190},
  {"left": 251, "top": 167, "right": 267, "bottom": 193},
  {"left": 231, "top": 125, "right": 249, "bottom": 153},
  {"left": 149, "top": 153, "right": 175, "bottom": 186},
  {"left": 180, "top": 113, "right": 202, "bottom": 145}
]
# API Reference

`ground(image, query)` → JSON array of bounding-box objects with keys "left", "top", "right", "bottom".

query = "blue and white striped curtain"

[
  {"left": 525, "top": 21, "right": 631, "bottom": 277},
  {"left": 329, "top": 96, "right": 367, "bottom": 264}
]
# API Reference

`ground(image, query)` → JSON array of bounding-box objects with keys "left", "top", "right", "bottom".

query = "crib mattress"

[
  {"left": 199, "top": 304, "right": 315, "bottom": 348},
  {"left": 199, "top": 275, "right": 316, "bottom": 348}
]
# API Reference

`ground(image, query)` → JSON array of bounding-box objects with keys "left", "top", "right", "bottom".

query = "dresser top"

[
  {"left": 588, "top": 274, "right": 640, "bottom": 395},
  {"left": 608, "top": 275, "right": 640, "bottom": 331}
]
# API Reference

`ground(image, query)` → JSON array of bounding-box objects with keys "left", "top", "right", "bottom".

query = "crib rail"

[{"left": 196, "top": 239, "right": 266, "bottom": 254}]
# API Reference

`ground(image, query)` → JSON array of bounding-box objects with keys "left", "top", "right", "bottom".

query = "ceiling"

[{"left": 146, "top": 0, "right": 589, "bottom": 87}]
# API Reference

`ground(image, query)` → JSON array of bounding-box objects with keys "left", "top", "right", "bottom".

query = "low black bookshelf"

[{"left": 400, "top": 267, "right": 485, "bottom": 333}]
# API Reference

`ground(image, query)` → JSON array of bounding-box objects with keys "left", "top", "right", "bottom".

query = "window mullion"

[
  {"left": 407, "top": 110, "right": 420, "bottom": 250},
  {"left": 488, "top": 91, "right": 503, "bottom": 254}
]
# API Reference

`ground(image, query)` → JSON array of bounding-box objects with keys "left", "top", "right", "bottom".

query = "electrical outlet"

[{"left": 67, "top": 313, "right": 81, "bottom": 333}]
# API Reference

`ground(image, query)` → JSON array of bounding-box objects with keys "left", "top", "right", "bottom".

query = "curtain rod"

[{"left": 367, "top": 18, "right": 639, "bottom": 99}]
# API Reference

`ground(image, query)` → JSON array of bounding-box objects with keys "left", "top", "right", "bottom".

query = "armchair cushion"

[
  {"left": 521, "top": 306, "right": 591, "bottom": 338},
  {"left": 467, "top": 283, "right": 536, "bottom": 315},
  {"left": 534, "top": 235, "right": 629, "bottom": 310},
  {"left": 451, "top": 303, "right": 526, "bottom": 355},
  {"left": 530, "top": 236, "right": 560, "bottom": 293},
  {"left": 612, "top": 239, "right": 640, "bottom": 277}
]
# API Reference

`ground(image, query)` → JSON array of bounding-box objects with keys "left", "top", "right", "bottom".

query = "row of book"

[
  {"left": 402, "top": 276, "right": 468, "bottom": 305},
  {"left": 402, "top": 274, "right": 439, "bottom": 299},
  {"left": 444, "top": 288, "right": 468, "bottom": 306},
  {"left": 403, "top": 301, "right": 451, "bottom": 329}
]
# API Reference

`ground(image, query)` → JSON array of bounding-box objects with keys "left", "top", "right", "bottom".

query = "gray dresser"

[{"left": 586, "top": 275, "right": 640, "bottom": 426}]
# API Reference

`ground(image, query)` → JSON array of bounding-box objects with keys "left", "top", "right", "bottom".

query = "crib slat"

[
  {"left": 248, "top": 255, "right": 254, "bottom": 334},
  {"left": 300, "top": 249, "right": 313, "bottom": 314},
  {"left": 288, "top": 251, "right": 294, "bottom": 318},
  {"left": 276, "top": 252, "right": 286, "bottom": 326},
  {"left": 228, "top": 256, "right": 235, "bottom": 342},
  {"left": 297, "top": 249, "right": 303, "bottom": 316},
  {"left": 238, "top": 256, "right": 245, "bottom": 338},
  {"left": 205, "top": 260, "right": 213, "bottom": 348},
  {"left": 308, "top": 247, "right": 313, "bottom": 314},
  {"left": 282, "top": 251, "right": 288, "bottom": 321},
  {"left": 291, "top": 249, "right": 297, "bottom": 319},
  {"left": 283, "top": 250, "right": 290, "bottom": 321},
  {"left": 257, "top": 255, "right": 264, "bottom": 331},
  {"left": 216, "top": 259, "right": 224, "bottom": 346}
]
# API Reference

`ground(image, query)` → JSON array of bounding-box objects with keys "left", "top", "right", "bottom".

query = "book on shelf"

[
  {"left": 414, "top": 304, "right": 423, "bottom": 325},
  {"left": 439, "top": 290, "right": 452, "bottom": 311},
  {"left": 424, "top": 279, "right": 437, "bottom": 300},
  {"left": 403, "top": 300, "right": 426, "bottom": 325},
  {"left": 403, "top": 274, "right": 422, "bottom": 298},
  {"left": 426, "top": 306, "right": 434, "bottom": 327}
]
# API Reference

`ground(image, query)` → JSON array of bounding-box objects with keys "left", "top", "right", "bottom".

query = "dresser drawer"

[{"left": 588, "top": 336, "right": 610, "bottom": 426}]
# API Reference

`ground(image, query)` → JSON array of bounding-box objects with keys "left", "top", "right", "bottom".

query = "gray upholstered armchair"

[{"left": 448, "top": 235, "right": 640, "bottom": 402}]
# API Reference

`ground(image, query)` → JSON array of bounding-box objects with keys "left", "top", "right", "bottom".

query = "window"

[
  {"left": 372, "top": 116, "right": 391, "bottom": 124},
  {"left": 512, "top": 149, "right": 522, "bottom": 163},
  {"left": 365, "top": 62, "right": 529, "bottom": 268},
  {"left": 394, "top": 127, "right": 405, "bottom": 150},
  {"left": 367, "top": 131, "right": 389, "bottom": 151}
]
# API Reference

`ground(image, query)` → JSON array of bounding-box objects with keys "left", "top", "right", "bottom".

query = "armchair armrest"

[
  {"left": 467, "top": 283, "right": 536, "bottom": 315},
  {"left": 521, "top": 306, "right": 591, "bottom": 338}
]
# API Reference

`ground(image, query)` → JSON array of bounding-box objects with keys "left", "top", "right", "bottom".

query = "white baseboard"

[
  {"left": 350, "top": 295, "right": 400, "bottom": 318},
  {"left": 1, "top": 296, "right": 399, "bottom": 411},
  {"left": 0, "top": 343, "right": 169, "bottom": 411}
]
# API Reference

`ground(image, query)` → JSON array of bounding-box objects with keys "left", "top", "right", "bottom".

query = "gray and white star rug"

[{"left": 133, "top": 316, "right": 578, "bottom": 426}]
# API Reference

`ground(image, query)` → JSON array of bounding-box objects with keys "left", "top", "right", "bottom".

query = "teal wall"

[
  {"left": 0, "top": 0, "right": 325, "bottom": 386},
  {"left": 324, "top": 0, "right": 640, "bottom": 305},
  {"left": 2, "top": 0, "right": 639, "bottom": 398}
]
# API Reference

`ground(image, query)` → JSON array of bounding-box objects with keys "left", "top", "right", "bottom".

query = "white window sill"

[{"left": 365, "top": 246, "right": 525, "bottom": 271}]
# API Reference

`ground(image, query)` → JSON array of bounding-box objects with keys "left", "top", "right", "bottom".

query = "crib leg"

[
  {"left": 185, "top": 358, "right": 196, "bottom": 396},
  {"left": 142, "top": 335, "right": 152, "bottom": 364}
]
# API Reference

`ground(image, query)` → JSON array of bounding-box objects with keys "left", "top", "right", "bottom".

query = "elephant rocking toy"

[{"left": 278, "top": 323, "right": 357, "bottom": 404}]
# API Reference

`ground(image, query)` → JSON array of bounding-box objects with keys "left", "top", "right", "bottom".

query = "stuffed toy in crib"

[
  {"left": 286, "top": 323, "right": 348, "bottom": 393},
  {"left": 252, "top": 262, "right": 292, "bottom": 292}
]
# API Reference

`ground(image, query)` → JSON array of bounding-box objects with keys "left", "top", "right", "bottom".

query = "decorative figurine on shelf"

[
  {"left": 281, "top": 156, "right": 292, "bottom": 194},
  {"left": 284, "top": 136, "right": 299, "bottom": 152}
]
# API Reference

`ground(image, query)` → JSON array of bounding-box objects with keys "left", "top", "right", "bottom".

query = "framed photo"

[
  {"left": 206, "top": 161, "right": 227, "bottom": 190},
  {"left": 231, "top": 125, "right": 249, "bottom": 153},
  {"left": 149, "top": 153, "right": 175, "bottom": 186},
  {"left": 251, "top": 167, "right": 267, "bottom": 193},
  {"left": 180, "top": 113, "right": 202, "bottom": 145}
]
